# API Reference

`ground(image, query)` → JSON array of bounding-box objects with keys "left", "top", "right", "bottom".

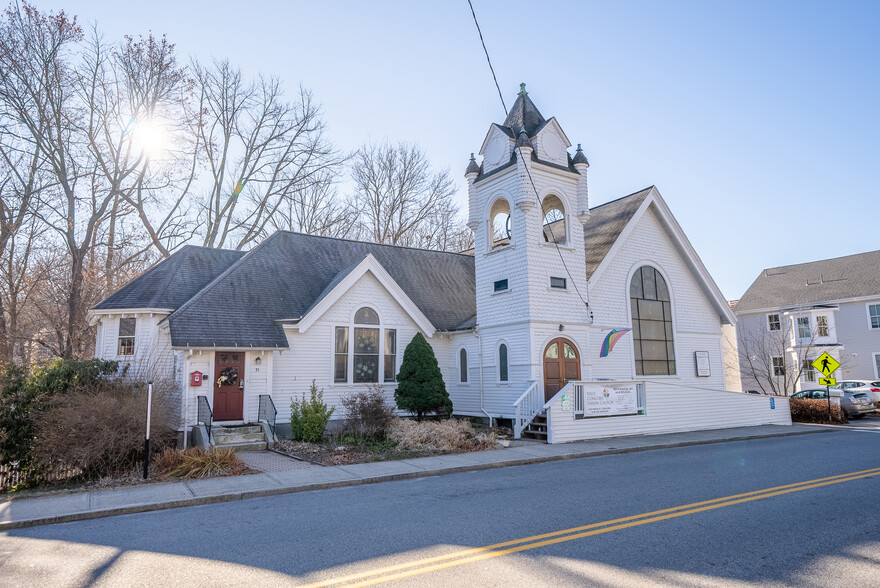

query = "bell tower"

[{"left": 465, "top": 84, "right": 591, "bottom": 329}]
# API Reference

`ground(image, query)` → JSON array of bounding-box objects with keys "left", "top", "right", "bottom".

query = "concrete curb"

[{"left": 0, "top": 427, "right": 828, "bottom": 531}]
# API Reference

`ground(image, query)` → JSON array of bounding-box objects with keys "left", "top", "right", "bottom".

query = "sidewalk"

[{"left": 0, "top": 424, "right": 824, "bottom": 531}]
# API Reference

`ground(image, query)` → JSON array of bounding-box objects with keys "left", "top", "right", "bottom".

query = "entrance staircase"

[
  {"left": 212, "top": 425, "right": 268, "bottom": 451},
  {"left": 521, "top": 414, "right": 547, "bottom": 441}
]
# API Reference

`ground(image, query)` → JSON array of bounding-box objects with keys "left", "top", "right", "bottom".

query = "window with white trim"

[
  {"left": 459, "top": 348, "right": 468, "bottom": 383},
  {"left": 550, "top": 276, "right": 567, "bottom": 289},
  {"left": 816, "top": 315, "right": 829, "bottom": 337},
  {"left": 802, "top": 359, "right": 816, "bottom": 382},
  {"left": 630, "top": 266, "right": 676, "bottom": 376},
  {"left": 767, "top": 314, "right": 780, "bottom": 331},
  {"left": 869, "top": 304, "right": 880, "bottom": 329},
  {"left": 875, "top": 353, "right": 880, "bottom": 379},
  {"left": 498, "top": 343, "right": 509, "bottom": 382},
  {"left": 797, "top": 316, "right": 811, "bottom": 339},
  {"left": 772, "top": 356, "right": 785, "bottom": 377},
  {"left": 118, "top": 317, "right": 136, "bottom": 356},
  {"left": 333, "top": 307, "right": 396, "bottom": 384}
]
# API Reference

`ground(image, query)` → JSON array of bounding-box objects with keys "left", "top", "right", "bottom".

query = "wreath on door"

[{"left": 217, "top": 367, "right": 238, "bottom": 387}]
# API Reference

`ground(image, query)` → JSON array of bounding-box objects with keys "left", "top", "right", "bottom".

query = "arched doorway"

[{"left": 543, "top": 338, "right": 580, "bottom": 402}]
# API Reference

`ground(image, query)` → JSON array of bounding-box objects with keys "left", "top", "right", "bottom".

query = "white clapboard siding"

[{"left": 547, "top": 382, "right": 791, "bottom": 444}]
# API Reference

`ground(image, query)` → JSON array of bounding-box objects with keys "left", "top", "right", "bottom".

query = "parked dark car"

[{"left": 792, "top": 388, "right": 875, "bottom": 418}]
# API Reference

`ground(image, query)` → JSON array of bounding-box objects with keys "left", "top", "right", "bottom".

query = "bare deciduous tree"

[
  {"left": 349, "top": 141, "right": 462, "bottom": 250},
  {"left": 737, "top": 313, "right": 838, "bottom": 396},
  {"left": 193, "top": 59, "right": 344, "bottom": 250}
]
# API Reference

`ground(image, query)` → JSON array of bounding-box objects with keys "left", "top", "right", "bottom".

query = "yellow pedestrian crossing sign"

[
  {"left": 812, "top": 352, "right": 840, "bottom": 377},
  {"left": 818, "top": 377, "right": 837, "bottom": 387}
]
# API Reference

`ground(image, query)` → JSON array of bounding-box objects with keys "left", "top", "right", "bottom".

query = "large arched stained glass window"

[{"left": 630, "top": 266, "right": 675, "bottom": 376}]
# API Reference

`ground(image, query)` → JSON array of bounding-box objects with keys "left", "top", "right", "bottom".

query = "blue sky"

[{"left": 42, "top": 1, "right": 880, "bottom": 299}]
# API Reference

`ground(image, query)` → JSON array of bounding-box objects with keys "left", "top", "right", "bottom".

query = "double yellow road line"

[{"left": 302, "top": 466, "right": 880, "bottom": 587}]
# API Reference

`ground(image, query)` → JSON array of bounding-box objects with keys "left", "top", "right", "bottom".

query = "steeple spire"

[{"left": 503, "top": 83, "right": 545, "bottom": 137}]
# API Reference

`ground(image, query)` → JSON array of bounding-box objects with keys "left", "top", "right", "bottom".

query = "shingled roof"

[
  {"left": 93, "top": 246, "right": 246, "bottom": 310},
  {"left": 503, "top": 85, "right": 547, "bottom": 137},
  {"left": 582, "top": 187, "right": 652, "bottom": 278},
  {"left": 165, "top": 232, "right": 477, "bottom": 348},
  {"left": 735, "top": 250, "right": 880, "bottom": 313}
]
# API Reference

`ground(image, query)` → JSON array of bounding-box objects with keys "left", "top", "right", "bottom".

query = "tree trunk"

[{"left": 65, "top": 249, "right": 85, "bottom": 360}]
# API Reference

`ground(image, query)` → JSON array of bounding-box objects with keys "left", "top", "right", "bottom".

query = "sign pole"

[
  {"left": 143, "top": 380, "right": 153, "bottom": 479},
  {"left": 827, "top": 383, "right": 832, "bottom": 423}
]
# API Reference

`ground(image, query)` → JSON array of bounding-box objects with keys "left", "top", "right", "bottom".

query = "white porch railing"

[{"left": 513, "top": 380, "right": 542, "bottom": 439}]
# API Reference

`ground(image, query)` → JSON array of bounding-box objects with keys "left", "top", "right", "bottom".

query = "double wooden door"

[
  {"left": 543, "top": 338, "right": 580, "bottom": 402},
  {"left": 213, "top": 351, "right": 244, "bottom": 420}
]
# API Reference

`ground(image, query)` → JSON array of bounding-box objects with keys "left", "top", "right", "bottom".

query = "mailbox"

[{"left": 190, "top": 371, "right": 203, "bottom": 387}]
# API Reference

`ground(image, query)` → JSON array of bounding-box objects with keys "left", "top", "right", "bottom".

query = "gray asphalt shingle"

[{"left": 735, "top": 250, "right": 880, "bottom": 312}]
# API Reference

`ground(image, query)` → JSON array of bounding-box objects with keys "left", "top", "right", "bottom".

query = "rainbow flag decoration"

[{"left": 599, "top": 329, "right": 632, "bottom": 358}]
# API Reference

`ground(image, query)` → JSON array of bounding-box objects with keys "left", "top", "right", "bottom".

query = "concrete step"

[
  {"left": 214, "top": 441, "right": 268, "bottom": 452},
  {"left": 213, "top": 431, "right": 266, "bottom": 443},
  {"left": 214, "top": 426, "right": 263, "bottom": 435}
]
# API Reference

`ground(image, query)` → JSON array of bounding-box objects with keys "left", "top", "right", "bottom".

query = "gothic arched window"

[{"left": 630, "top": 266, "right": 676, "bottom": 376}]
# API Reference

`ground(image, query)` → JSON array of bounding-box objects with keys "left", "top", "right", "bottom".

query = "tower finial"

[{"left": 518, "top": 82, "right": 528, "bottom": 96}]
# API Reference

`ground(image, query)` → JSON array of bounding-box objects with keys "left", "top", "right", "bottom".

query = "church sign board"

[{"left": 580, "top": 384, "right": 638, "bottom": 418}]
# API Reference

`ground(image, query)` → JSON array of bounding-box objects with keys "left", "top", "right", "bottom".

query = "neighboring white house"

[
  {"left": 90, "top": 87, "right": 789, "bottom": 443},
  {"left": 734, "top": 250, "right": 880, "bottom": 394}
]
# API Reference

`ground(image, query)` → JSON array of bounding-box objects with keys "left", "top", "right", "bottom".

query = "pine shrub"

[
  {"left": 290, "top": 380, "right": 335, "bottom": 442},
  {"left": 394, "top": 332, "right": 452, "bottom": 421}
]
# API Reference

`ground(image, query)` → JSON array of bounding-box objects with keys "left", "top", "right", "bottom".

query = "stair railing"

[
  {"left": 512, "top": 380, "right": 541, "bottom": 439},
  {"left": 258, "top": 394, "right": 277, "bottom": 440},
  {"left": 197, "top": 395, "right": 213, "bottom": 441}
]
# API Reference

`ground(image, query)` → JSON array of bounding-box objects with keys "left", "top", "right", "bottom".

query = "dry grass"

[
  {"left": 154, "top": 447, "right": 246, "bottom": 479},
  {"left": 388, "top": 418, "right": 497, "bottom": 452}
]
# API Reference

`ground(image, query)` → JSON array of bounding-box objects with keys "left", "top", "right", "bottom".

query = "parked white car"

[{"left": 837, "top": 380, "right": 880, "bottom": 404}]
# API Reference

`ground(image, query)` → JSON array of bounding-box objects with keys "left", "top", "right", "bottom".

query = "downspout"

[{"left": 475, "top": 325, "right": 491, "bottom": 426}]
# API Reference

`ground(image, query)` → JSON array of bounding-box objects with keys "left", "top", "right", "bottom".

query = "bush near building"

[
  {"left": 394, "top": 332, "right": 452, "bottom": 421},
  {"left": 789, "top": 398, "right": 847, "bottom": 424}
]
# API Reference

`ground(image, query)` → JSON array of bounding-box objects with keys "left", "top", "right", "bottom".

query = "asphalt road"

[{"left": 2, "top": 428, "right": 880, "bottom": 587}]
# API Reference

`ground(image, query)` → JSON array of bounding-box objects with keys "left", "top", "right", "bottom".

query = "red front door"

[
  {"left": 543, "top": 338, "right": 581, "bottom": 402},
  {"left": 213, "top": 351, "right": 244, "bottom": 420}
]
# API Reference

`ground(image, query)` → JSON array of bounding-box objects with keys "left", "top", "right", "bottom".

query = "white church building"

[{"left": 90, "top": 87, "right": 789, "bottom": 445}]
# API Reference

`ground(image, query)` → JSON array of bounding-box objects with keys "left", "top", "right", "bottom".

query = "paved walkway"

[
  {"left": 237, "top": 450, "right": 317, "bottom": 473},
  {"left": 0, "top": 424, "right": 824, "bottom": 530}
]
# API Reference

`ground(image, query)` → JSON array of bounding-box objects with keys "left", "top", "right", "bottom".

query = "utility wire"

[
  {"left": 466, "top": 1, "right": 594, "bottom": 324},
  {"left": 467, "top": 0, "right": 507, "bottom": 116}
]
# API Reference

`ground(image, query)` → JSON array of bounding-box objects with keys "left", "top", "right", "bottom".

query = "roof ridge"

[
  {"left": 165, "top": 234, "right": 277, "bottom": 323},
  {"left": 275, "top": 230, "right": 476, "bottom": 258},
  {"left": 589, "top": 186, "right": 654, "bottom": 210},
  {"left": 761, "top": 249, "right": 880, "bottom": 272}
]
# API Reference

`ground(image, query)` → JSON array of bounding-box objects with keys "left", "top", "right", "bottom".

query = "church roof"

[
  {"left": 162, "top": 232, "right": 477, "bottom": 348},
  {"left": 93, "top": 245, "right": 246, "bottom": 310},
  {"left": 734, "top": 249, "right": 880, "bottom": 312},
  {"left": 503, "top": 84, "right": 547, "bottom": 137},
  {"left": 582, "top": 187, "right": 653, "bottom": 278}
]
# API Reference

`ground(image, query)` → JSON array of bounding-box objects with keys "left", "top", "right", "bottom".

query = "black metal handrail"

[
  {"left": 258, "top": 394, "right": 277, "bottom": 439},
  {"left": 197, "top": 395, "right": 213, "bottom": 441}
]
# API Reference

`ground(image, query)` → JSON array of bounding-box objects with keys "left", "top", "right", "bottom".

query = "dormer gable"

[
  {"left": 479, "top": 123, "right": 514, "bottom": 174},
  {"left": 533, "top": 117, "right": 571, "bottom": 167}
]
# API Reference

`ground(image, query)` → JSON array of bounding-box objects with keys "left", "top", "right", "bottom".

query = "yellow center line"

[{"left": 301, "top": 466, "right": 880, "bottom": 587}]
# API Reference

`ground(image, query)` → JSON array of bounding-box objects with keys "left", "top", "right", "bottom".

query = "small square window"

[
  {"left": 797, "top": 316, "right": 811, "bottom": 339},
  {"left": 767, "top": 314, "right": 780, "bottom": 331},
  {"left": 816, "top": 316, "right": 829, "bottom": 337},
  {"left": 550, "top": 277, "right": 567, "bottom": 289},
  {"left": 494, "top": 279, "right": 508, "bottom": 293}
]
